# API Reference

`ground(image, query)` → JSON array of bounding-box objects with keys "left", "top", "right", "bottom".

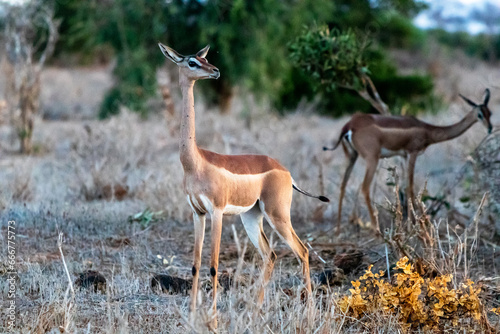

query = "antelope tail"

[
  {"left": 292, "top": 179, "right": 330, "bottom": 202},
  {"left": 323, "top": 123, "right": 350, "bottom": 151}
]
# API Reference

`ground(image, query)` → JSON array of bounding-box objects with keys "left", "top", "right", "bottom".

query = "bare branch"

[
  {"left": 360, "top": 73, "right": 389, "bottom": 115},
  {"left": 357, "top": 89, "right": 389, "bottom": 115},
  {"left": 339, "top": 74, "right": 390, "bottom": 115},
  {"left": 38, "top": 8, "right": 60, "bottom": 70}
]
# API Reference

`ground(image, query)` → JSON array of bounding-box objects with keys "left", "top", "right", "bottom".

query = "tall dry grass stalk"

[{"left": 383, "top": 164, "right": 492, "bottom": 289}]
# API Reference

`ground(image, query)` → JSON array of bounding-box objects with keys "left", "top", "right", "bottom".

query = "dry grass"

[{"left": 1, "top": 49, "right": 500, "bottom": 332}]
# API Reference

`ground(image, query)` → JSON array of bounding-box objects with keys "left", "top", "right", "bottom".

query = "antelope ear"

[
  {"left": 196, "top": 45, "right": 210, "bottom": 59},
  {"left": 158, "top": 43, "right": 184, "bottom": 63},
  {"left": 483, "top": 88, "right": 490, "bottom": 106},
  {"left": 459, "top": 94, "right": 477, "bottom": 107}
]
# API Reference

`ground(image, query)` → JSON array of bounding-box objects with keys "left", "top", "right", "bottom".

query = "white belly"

[
  {"left": 380, "top": 147, "right": 407, "bottom": 158},
  {"left": 223, "top": 203, "right": 255, "bottom": 215},
  {"left": 187, "top": 193, "right": 255, "bottom": 216}
]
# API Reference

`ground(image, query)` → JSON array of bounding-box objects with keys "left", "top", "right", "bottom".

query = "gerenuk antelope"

[
  {"left": 158, "top": 43, "right": 329, "bottom": 327},
  {"left": 324, "top": 89, "right": 493, "bottom": 235}
]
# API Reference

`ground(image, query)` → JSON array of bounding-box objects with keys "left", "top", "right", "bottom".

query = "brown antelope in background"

[
  {"left": 324, "top": 89, "right": 493, "bottom": 235},
  {"left": 158, "top": 43, "right": 329, "bottom": 327}
]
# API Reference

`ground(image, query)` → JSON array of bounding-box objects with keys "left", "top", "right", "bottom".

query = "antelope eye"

[
  {"left": 188, "top": 60, "right": 199, "bottom": 68},
  {"left": 478, "top": 112, "right": 483, "bottom": 120}
]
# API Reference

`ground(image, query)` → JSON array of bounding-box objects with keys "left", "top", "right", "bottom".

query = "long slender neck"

[
  {"left": 429, "top": 110, "right": 477, "bottom": 144},
  {"left": 179, "top": 78, "right": 201, "bottom": 172}
]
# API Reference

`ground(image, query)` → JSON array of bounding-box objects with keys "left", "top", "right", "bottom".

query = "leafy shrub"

[
  {"left": 289, "top": 27, "right": 369, "bottom": 93},
  {"left": 288, "top": 25, "right": 436, "bottom": 116},
  {"left": 338, "top": 257, "right": 486, "bottom": 331},
  {"left": 99, "top": 49, "right": 157, "bottom": 118}
]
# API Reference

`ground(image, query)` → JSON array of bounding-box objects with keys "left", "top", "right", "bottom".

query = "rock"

[
  {"left": 217, "top": 270, "right": 251, "bottom": 291},
  {"left": 334, "top": 250, "right": 364, "bottom": 275},
  {"left": 151, "top": 274, "right": 192, "bottom": 295},
  {"left": 75, "top": 270, "right": 106, "bottom": 293},
  {"left": 314, "top": 267, "right": 345, "bottom": 287}
]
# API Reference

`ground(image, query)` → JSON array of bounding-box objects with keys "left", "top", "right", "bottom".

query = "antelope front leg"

[
  {"left": 209, "top": 209, "right": 223, "bottom": 328},
  {"left": 190, "top": 213, "right": 206, "bottom": 320}
]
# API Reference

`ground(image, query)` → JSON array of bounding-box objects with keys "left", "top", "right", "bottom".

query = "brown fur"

[
  {"left": 332, "top": 95, "right": 493, "bottom": 235},
  {"left": 199, "top": 149, "right": 287, "bottom": 174}
]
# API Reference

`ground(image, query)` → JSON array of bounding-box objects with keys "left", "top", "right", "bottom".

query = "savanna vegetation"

[
  {"left": 51, "top": 0, "right": 436, "bottom": 117},
  {"left": 1, "top": 0, "right": 500, "bottom": 333}
]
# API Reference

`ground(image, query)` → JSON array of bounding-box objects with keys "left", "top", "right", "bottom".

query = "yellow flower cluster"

[{"left": 338, "top": 257, "right": 485, "bottom": 330}]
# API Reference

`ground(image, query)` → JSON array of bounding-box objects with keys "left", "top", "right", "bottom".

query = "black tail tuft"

[
  {"left": 292, "top": 182, "right": 330, "bottom": 203},
  {"left": 318, "top": 196, "right": 330, "bottom": 202}
]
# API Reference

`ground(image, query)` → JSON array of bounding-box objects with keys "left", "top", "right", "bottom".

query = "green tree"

[
  {"left": 54, "top": 0, "right": 168, "bottom": 118},
  {"left": 51, "top": 0, "right": 431, "bottom": 118},
  {"left": 53, "top": 0, "right": 336, "bottom": 116},
  {"left": 289, "top": 25, "right": 434, "bottom": 116},
  {"left": 289, "top": 27, "right": 389, "bottom": 114},
  {"left": 279, "top": 0, "right": 432, "bottom": 116},
  {"left": 163, "top": 0, "right": 335, "bottom": 113},
  {"left": 97, "top": 0, "right": 168, "bottom": 118}
]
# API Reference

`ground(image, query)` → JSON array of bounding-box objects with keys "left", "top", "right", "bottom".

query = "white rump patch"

[
  {"left": 344, "top": 130, "right": 356, "bottom": 152},
  {"left": 345, "top": 129, "right": 353, "bottom": 143}
]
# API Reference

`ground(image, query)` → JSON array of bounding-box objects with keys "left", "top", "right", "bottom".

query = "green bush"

[
  {"left": 289, "top": 27, "right": 369, "bottom": 93},
  {"left": 99, "top": 49, "right": 157, "bottom": 118},
  {"left": 288, "top": 25, "right": 436, "bottom": 116},
  {"left": 52, "top": 0, "right": 433, "bottom": 117}
]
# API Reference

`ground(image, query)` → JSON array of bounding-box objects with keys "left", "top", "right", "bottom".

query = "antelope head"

[
  {"left": 460, "top": 88, "right": 493, "bottom": 134},
  {"left": 158, "top": 43, "right": 220, "bottom": 82}
]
